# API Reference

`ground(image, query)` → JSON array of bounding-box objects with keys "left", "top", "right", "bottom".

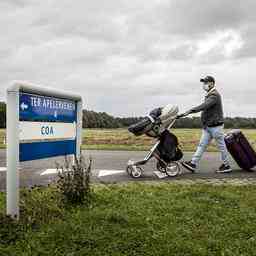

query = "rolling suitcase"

[{"left": 224, "top": 130, "right": 256, "bottom": 171}]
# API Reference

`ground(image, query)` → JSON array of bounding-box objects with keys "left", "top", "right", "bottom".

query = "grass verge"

[{"left": 0, "top": 182, "right": 256, "bottom": 255}]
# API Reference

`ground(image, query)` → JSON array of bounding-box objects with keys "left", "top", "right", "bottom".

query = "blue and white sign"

[
  {"left": 19, "top": 92, "right": 79, "bottom": 162},
  {"left": 19, "top": 120, "right": 77, "bottom": 162},
  {"left": 19, "top": 93, "right": 77, "bottom": 122},
  {"left": 7, "top": 81, "right": 83, "bottom": 218}
]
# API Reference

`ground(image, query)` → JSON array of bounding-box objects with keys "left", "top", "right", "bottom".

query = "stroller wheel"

[
  {"left": 165, "top": 162, "right": 180, "bottom": 177},
  {"left": 127, "top": 165, "right": 142, "bottom": 178}
]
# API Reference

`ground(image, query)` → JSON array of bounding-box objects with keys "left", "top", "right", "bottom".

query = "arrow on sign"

[{"left": 20, "top": 102, "right": 28, "bottom": 111}]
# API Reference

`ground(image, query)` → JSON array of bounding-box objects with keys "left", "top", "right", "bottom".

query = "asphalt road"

[{"left": 0, "top": 149, "right": 255, "bottom": 191}]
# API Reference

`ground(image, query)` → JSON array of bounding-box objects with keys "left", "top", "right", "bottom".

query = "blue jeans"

[{"left": 191, "top": 125, "right": 230, "bottom": 167}]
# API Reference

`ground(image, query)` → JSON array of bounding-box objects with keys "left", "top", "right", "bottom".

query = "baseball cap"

[{"left": 200, "top": 75, "right": 215, "bottom": 84}]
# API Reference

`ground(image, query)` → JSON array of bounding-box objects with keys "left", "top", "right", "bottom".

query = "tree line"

[
  {"left": 82, "top": 110, "right": 145, "bottom": 128},
  {"left": 0, "top": 102, "right": 256, "bottom": 129},
  {"left": 64, "top": 111, "right": 256, "bottom": 129}
]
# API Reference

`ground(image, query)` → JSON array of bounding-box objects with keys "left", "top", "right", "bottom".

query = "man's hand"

[{"left": 176, "top": 110, "right": 193, "bottom": 119}]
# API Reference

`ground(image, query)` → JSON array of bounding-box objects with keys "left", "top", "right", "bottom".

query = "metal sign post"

[
  {"left": 7, "top": 81, "right": 82, "bottom": 219},
  {"left": 7, "top": 89, "right": 19, "bottom": 218}
]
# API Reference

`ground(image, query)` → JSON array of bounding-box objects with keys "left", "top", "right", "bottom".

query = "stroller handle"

[
  {"left": 176, "top": 111, "right": 191, "bottom": 119},
  {"left": 167, "top": 118, "right": 177, "bottom": 130}
]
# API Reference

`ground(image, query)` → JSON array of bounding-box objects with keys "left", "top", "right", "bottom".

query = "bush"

[
  {"left": 20, "top": 186, "right": 63, "bottom": 228},
  {"left": 56, "top": 154, "right": 92, "bottom": 206},
  {"left": 0, "top": 212, "right": 24, "bottom": 245}
]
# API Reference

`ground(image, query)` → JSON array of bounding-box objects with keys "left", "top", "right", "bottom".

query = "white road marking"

[
  {"left": 0, "top": 167, "right": 22, "bottom": 172},
  {"left": 0, "top": 168, "right": 65, "bottom": 176},
  {"left": 0, "top": 167, "right": 6, "bottom": 172},
  {"left": 98, "top": 170, "right": 125, "bottom": 177},
  {"left": 153, "top": 171, "right": 168, "bottom": 179},
  {"left": 40, "top": 169, "right": 59, "bottom": 176},
  {"left": 40, "top": 168, "right": 96, "bottom": 176},
  {"left": 1, "top": 167, "right": 126, "bottom": 178}
]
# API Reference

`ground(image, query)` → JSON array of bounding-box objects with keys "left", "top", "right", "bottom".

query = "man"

[{"left": 180, "top": 75, "right": 232, "bottom": 173}]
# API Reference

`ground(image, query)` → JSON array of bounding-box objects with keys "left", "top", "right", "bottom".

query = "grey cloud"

[
  {"left": 151, "top": 0, "right": 256, "bottom": 36},
  {"left": 167, "top": 44, "right": 195, "bottom": 60},
  {"left": 125, "top": 0, "right": 256, "bottom": 62},
  {"left": 0, "top": 0, "right": 256, "bottom": 116},
  {"left": 236, "top": 24, "right": 256, "bottom": 58},
  {"left": 1, "top": 0, "right": 28, "bottom": 8}
]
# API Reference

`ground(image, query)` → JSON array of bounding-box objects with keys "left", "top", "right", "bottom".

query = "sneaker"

[
  {"left": 182, "top": 161, "right": 197, "bottom": 173},
  {"left": 216, "top": 164, "right": 232, "bottom": 173}
]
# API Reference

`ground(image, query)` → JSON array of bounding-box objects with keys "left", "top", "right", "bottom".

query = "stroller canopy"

[{"left": 128, "top": 104, "right": 179, "bottom": 137}]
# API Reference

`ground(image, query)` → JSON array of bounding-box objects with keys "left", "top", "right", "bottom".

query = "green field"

[
  {"left": 83, "top": 128, "right": 256, "bottom": 151},
  {"left": 1, "top": 128, "right": 256, "bottom": 151},
  {"left": 1, "top": 183, "right": 256, "bottom": 255}
]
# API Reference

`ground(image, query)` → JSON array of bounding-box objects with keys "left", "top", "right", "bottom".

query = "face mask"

[{"left": 202, "top": 83, "right": 210, "bottom": 92}]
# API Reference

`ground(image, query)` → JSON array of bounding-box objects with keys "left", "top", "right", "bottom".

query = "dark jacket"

[{"left": 190, "top": 89, "right": 224, "bottom": 128}]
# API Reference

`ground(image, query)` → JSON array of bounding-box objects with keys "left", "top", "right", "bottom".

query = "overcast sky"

[{"left": 1, "top": 0, "right": 256, "bottom": 117}]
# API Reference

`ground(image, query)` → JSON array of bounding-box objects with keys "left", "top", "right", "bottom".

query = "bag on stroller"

[{"left": 157, "top": 129, "right": 183, "bottom": 165}]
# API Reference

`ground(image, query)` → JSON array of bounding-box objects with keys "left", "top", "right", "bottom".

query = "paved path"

[{"left": 0, "top": 149, "right": 255, "bottom": 191}]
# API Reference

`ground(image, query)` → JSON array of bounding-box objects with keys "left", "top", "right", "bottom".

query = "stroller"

[{"left": 126, "top": 104, "right": 185, "bottom": 178}]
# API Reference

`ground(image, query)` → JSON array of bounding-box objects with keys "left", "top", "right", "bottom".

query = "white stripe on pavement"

[
  {"left": 40, "top": 169, "right": 59, "bottom": 176},
  {"left": 0, "top": 167, "right": 22, "bottom": 172},
  {"left": 98, "top": 170, "right": 125, "bottom": 177},
  {"left": 40, "top": 168, "right": 93, "bottom": 176},
  {"left": 1, "top": 167, "right": 126, "bottom": 177}
]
